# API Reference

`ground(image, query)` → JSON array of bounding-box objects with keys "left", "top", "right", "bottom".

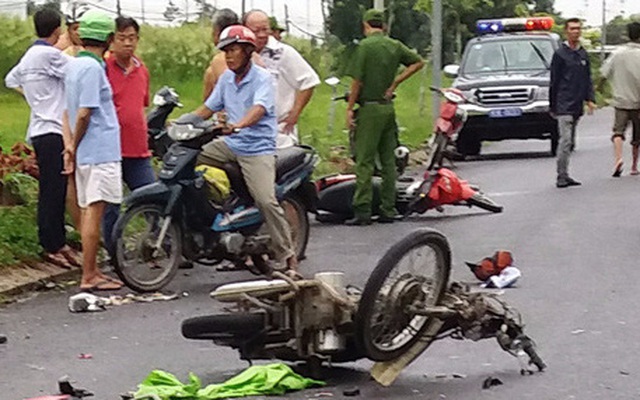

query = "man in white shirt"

[
  {"left": 243, "top": 10, "right": 320, "bottom": 148},
  {"left": 5, "top": 8, "right": 79, "bottom": 269},
  {"left": 600, "top": 22, "right": 640, "bottom": 177}
]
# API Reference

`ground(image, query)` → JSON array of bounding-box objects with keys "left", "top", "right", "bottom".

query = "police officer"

[{"left": 345, "top": 9, "right": 424, "bottom": 225}]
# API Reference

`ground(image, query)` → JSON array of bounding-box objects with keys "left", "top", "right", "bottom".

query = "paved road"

[{"left": 3, "top": 108, "right": 640, "bottom": 400}]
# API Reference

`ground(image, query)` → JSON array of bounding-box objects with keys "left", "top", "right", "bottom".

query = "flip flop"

[
  {"left": 44, "top": 252, "right": 74, "bottom": 270},
  {"left": 613, "top": 161, "right": 624, "bottom": 178},
  {"left": 59, "top": 246, "right": 82, "bottom": 268},
  {"left": 80, "top": 277, "right": 123, "bottom": 292}
]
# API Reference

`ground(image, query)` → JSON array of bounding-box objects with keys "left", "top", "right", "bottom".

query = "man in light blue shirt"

[
  {"left": 192, "top": 25, "right": 297, "bottom": 271},
  {"left": 63, "top": 10, "right": 123, "bottom": 291},
  {"left": 4, "top": 8, "right": 80, "bottom": 269}
]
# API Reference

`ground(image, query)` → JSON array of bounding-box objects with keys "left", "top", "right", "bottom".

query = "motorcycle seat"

[
  {"left": 275, "top": 146, "right": 307, "bottom": 182},
  {"left": 223, "top": 146, "right": 308, "bottom": 204}
]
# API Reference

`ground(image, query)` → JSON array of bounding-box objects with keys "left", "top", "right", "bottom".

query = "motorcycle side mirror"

[
  {"left": 444, "top": 65, "right": 460, "bottom": 78},
  {"left": 325, "top": 76, "right": 341, "bottom": 87}
]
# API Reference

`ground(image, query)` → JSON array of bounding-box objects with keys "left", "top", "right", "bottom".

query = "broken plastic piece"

[
  {"left": 0, "top": 334, "right": 7, "bottom": 344},
  {"left": 68, "top": 293, "right": 107, "bottom": 313},
  {"left": 77, "top": 353, "right": 93, "bottom": 360},
  {"left": 59, "top": 376, "right": 94, "bottom": 398},
  {"left": 482, "top": 377, "right": 503, "bottom": 389},
  {"left": 343, "top": 387, "right": 360, "bottom": 396}
]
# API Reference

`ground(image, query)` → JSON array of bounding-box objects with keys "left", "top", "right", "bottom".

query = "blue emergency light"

[{"left": 476, "top": 17, "right": 554, "bottom": 35}]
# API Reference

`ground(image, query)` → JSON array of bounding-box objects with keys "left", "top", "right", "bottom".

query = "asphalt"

[{"left": 3, "top": 108, "right": 640, "bottom": 400}]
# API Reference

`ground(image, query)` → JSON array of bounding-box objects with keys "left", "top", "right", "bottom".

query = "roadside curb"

[{"left": 0, "top": 260, "right": 81, "bottom": 301}]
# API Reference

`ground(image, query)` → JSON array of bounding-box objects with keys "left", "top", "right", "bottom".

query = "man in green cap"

[
  {"left": 62, "top": 10, "right": 124, "bottom": 290},
  {"left": 345, "top": 9, "right": 424, "bottom": 225}
]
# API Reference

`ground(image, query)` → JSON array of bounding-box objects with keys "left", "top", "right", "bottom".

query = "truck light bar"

[{"left": 476, "top": 17, "right": 554, "bottom": 35}]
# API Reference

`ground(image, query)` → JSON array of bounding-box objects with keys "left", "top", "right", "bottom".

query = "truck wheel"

[{"left": 457, "top": 136, "right": 481, "bottom": 156}]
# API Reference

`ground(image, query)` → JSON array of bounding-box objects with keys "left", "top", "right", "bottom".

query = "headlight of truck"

[{"left": 535, "top": 87, "right": 549, "bottom": 101}]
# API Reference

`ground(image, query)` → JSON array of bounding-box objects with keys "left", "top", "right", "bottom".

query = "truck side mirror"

[{"left": 444, "top": 65, "right": 460, "bottom": 78}]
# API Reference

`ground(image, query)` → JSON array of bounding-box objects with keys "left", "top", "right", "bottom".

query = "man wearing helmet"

[
  {"left": 62, "top": 10, "right": 124, "bottom": 290},
  {"left": 191, "top": 25, "right": 298, "bottom": 271}
]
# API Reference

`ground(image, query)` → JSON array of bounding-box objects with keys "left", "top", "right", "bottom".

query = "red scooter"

[{"left": 315, "top": 82, "right": 502, "bottom": 223}]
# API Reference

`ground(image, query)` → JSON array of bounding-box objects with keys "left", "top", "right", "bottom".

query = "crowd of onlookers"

[{"left": 4, "top": 7, "right": 321, "bottom": 290}]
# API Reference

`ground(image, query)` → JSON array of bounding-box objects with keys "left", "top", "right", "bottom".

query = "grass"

[{"left": 0, "top": 91, "right": 29, "bottom": 150}]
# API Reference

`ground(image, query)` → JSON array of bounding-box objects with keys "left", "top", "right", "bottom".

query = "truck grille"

[{"left": 476, "top": 86, "right": 534, "bottom": 106}]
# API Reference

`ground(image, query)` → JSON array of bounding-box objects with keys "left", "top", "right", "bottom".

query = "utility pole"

[
  {"left": 270, "top": 0, "right": 274, "bottom": 15},
  {"left": 431, "top": 0, "right": 443, "bottom": 124},
  {"left": 285, "top": 4, "right": 290, "bottom": 33},
  {"left": 116, "top": 0, "right": 122, "bottom": 16},
  {"left": 141, "top": 0, "right": 146, "bottom": 24},
  {"left": 185, "top": 0, "right": 189, "bottom": 23},
  {"left": 373, "top": 0, "right": 384, "bottom": 10},
  {"left": 601, "top": 0, "right": 607, "bottom": 63},
  {"left": 242, "top": 0, "right": 246, "bottom": 15}
]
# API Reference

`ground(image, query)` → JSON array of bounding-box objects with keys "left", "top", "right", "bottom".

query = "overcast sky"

[{"left": 5, "top": 0, "right": 639, "bottom": 33}]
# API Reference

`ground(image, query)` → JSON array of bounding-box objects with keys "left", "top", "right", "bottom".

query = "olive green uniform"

[{"left": 347, "top": 32, "right": 422, "bottom": 219}]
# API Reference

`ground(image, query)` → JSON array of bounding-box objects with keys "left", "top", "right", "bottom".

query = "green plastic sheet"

[{"left": 134, "top": 363, "right": 325, "bottom": 400}]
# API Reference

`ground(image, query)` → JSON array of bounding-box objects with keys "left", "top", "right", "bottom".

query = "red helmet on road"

[{"left": 217, "top": 25, "right": 257, "bottom": 51}]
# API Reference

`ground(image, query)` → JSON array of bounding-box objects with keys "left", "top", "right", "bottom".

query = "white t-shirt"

[
  {"left": 260, "top": 36, "right": 320, "bottom": 144},
  {"left": 601, "top": 42, "right": 640, "bottom": 110},
  {"left": 5, "top": 41, "right": 69, "bottom": 143}
]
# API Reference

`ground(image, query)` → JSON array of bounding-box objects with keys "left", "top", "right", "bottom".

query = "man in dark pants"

[
  {"left": 4, "top": 8, "right": 79, "bottom": 268},
  {"left": 550, "top": 17, "right": 595, "bottom": 188},
  {"left": 102, "top": 16, "right": 156, "bottom": 255},
  {"left": 344, "top": 9, "right": 424, "bottom": 225}
]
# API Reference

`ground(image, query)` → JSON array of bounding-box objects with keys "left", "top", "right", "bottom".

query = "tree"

[{"left": 193, "top": 0, "right": 216, "bottom": 22}]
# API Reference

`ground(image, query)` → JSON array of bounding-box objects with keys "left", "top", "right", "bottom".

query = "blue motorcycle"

[{"left": 112, "top": 118, "right": 318, "bottom": 292}]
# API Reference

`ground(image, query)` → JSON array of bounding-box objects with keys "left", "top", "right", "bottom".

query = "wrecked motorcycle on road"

[{"left": 182, "top": 229, "right": 545, "bottom": 384}]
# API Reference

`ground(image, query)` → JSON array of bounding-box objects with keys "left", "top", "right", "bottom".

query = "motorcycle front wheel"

[
  {"left": 356, "top": 229, "right": 451, "bottom": 361},
  {"left": 113, "top": 204, "right": 182, "bottom": 293}
]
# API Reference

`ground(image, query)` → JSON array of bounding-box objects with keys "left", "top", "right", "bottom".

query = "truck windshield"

[{"left": 462, "top": 38, "right": 554, "bottom": 75}]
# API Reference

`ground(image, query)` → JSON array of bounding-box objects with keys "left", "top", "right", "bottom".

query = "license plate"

[{"left": 489, "top": 108, "right": 522, "bottom": 118}]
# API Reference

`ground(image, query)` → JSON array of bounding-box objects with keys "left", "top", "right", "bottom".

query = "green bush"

[
  {"left": 138, "top": 22, "right": 214, "bottom": 86},
  {"left": 0, "top": 173, "right": 40, "bottom": 267},
  {"left": 0, "top": 16, "right": 35, "bottom": 94}
]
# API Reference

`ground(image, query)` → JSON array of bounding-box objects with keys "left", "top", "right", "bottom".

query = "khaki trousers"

[{"left": 198, "top": 139, "right": 294, "bottom": 261}]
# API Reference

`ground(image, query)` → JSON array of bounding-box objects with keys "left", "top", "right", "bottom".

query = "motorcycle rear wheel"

[
  {"left": 467, "top": 192, "right": 503, "bottom": 213},
  {"left": 113, "top": 204, "right": 182, "bottom": 293},
  {"left": 356, "top": 229, "right": 451, "bottom": 361},
  {"left": 182, "top": 313, "right": 265, "bottom": 340},
  {"left": 281, "top": 195, "right": 310, "bottom": 262}
]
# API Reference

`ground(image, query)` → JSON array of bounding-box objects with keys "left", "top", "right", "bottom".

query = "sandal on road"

[{"left": 80, "top": 277, "right": 123, "bottom": 292}]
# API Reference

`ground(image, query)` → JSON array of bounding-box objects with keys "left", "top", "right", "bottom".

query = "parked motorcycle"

[
  {"left": 111, "top": 116, "right": 318, "bottom": 292},
  {"left": 146, "top": 86, "right": 182, "bottom": 159},
  {"left": 423, "top": 86, "right": 471, "bottom": 170},
  {"left": 182, "top": 228, "right": 545, "bottom": 381}
]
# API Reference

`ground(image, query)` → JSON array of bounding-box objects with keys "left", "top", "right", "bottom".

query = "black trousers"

[{"left": 31, "top": 134, "right": 67, "bottom": 253}]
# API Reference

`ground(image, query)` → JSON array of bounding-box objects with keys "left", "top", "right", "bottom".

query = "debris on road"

[
  {"left": 68, "top": 293, "right": 107, "bottom": 313},
  {"left": 77, "top": 353, "right": 93, "bottom": 360},
  {"left": 342, "top": 387, "right": 360, "bottom": 397},
  {"left": 620, "top": 370, "right": 630, "bottom": 376},
  {"left": 571, "top": 329, "right": 586, "bottom": 335},
  {"left": 27, "top": 364, "right": 45, "bottom": 371},
  {"left": 314, "top": 392, "right": 334, "bottom": 397},
  {"left": 0, "top": 334, "right": 7, "bottom": 344},
  {"left": 59, "top": 376, "right": 93, "bottom": 398},
  {"left": 482, "top": 376, "right": 503, "bottom": 389},
  {"left": 24, "top": 396, "right": 70, "bottom": 400},
  {"left": 69, "top": 292, "right": 179, "bottom": 313}
]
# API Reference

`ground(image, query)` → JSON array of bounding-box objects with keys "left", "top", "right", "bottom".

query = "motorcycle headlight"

[
  {"left": 152, "top": 93, "right": 167, "bottom": 106},
  {"left": 168, "top": 124, "right": 203, "bottom": 141},
  {"left": 536, "top": 87, "right": 549, "bottom": 101}
]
